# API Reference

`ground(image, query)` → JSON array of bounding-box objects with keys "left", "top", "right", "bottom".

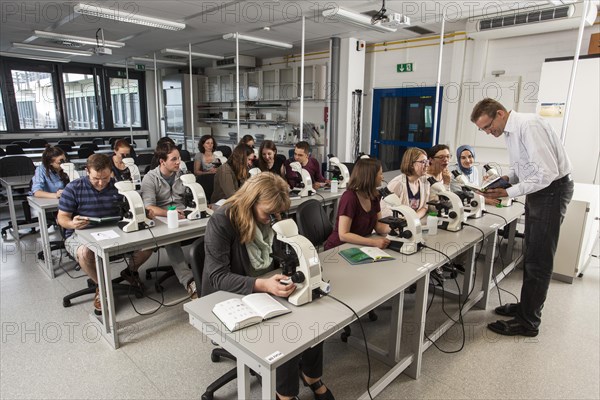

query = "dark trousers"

[
  {"left": 276, "top": 342, "right": 323, "bottom": 396},
  {"left": 517, "top": 175, "right": 574, "bottom": 329}
]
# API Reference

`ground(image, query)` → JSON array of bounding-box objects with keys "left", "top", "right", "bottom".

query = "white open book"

[
  {"left": 212, "top": 293, "right": 291, "bottom": 332},
  {"left": 463, "top": 176, "right": 511, "bottom": 192}
]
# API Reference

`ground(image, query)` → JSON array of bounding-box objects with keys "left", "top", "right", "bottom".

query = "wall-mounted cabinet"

[
  {"left": 298, "top": 65, "right": 326, "bottom": 100},
  {"left": 198, "top": 102, "right": 289, "bottom": 126},
  {"left": 279, "top": 67, "right": 297, "bottom": 100}
]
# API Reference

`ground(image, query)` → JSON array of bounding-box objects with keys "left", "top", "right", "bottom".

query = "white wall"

[{"left": 362, "top": 25, "right": 599, "bottom": 174}]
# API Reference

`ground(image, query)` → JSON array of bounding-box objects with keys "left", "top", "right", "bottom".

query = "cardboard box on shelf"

[{"left": 589, "top": 33, "right": 600, "bottom": 55}]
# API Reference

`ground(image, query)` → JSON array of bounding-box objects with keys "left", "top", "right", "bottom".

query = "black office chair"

[
  {"left": 5, "top": 144, "right": 25, "bottom": 155},
  {"left": 78, "top": 148, "right": 95, "bottom": 159},
  {"left": 92, "top": 138, "right": 105, "bottom": 146},
  {"left": 216, "top": 145, "right": 232, "bottom": 159},
  {"left": 0, "top": 156, "right": 38, "bottom": 238},
  {"left": 58, "top": 139, "right": 76, "bottom": 146},
  {"left": 288, "top": 148, "right": 295, "bottom": 160},
  {"left": 144, "top": 238, "right": 198, "bottom": 293},
  {"left": 12, "top": 140, "right": 30, "bottom": 149},
  {"left": 109, "top": 137, "right": 121, "bottom": 149},
  {"left": 0, "top": 147, "right": 5, "bottom": 157},
  {"left": 180, "top": 149, "right": 191, "bottom": 162},
  {"left": 80, "top": 142, "right": 99, "bottom": 151},
  {"left": 56, "top": 143, "right": 73, "bottom": 153},
  {"left": 135, "top": 153, "right": 154, "bottom": 166},
  {"left": 29, "top": 138, "right": 48, "bottom": 148},
  {"left": 196, "top": 173, "right": 215, "bottom": 206}
]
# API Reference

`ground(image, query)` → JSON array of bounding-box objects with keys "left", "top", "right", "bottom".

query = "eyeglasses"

[
  {"left": 413, "top": 160, "right": 429, "bottom": 166},
  {"left": 433, "top": 155, "right": 452, "bottom": 160},
  {"left": 478, "top": 113, "right": 498, "bottom": 132}
]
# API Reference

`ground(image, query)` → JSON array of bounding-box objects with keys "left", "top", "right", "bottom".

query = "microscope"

[
  {"left": 249, "top": 167, "right": 261, "bottom": 177},
  {"left": 270, "top": 215, "right": 331, "bottom": 306},
  {"left": 122, "top": 158, "right": 141, "bottom": 185},
  {"left": 289, "top": 161, "right": 315, "bottom": 197},
  {"left": 483, "top": 164, "right": 513, "bottom": 207},
  {"left": 61, "top": 162, "right": 80, "bottom": 182},
  {"left": 378, "top": 188, "right": 424, "bottom": 255},
  {"left": 451, "top": 170, "right": 485, "bottom": 219},
  {"left": 327, "top": 154, "right": 350, "bottom": 189},
  {"left": 212, "top": 151, "right": 228, "bottom": 167},
  {"left": 427, "top": 177, "right": 465, "bottom": 232},
  {"left": 180, "top": 174, "right": 212, "bottom": 220},
  {"left": 114, "top": 181, "right": 155, "bottom": 232}
]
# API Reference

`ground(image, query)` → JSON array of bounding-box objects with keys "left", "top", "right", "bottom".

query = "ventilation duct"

[{"left": 466, "top": 3, "right": 597, "bottom": 39}]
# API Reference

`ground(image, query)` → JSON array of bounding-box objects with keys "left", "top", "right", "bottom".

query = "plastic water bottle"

[
  {"left": 330, "top": 178, "right": 338, "bottom": 193},
  {"left": 427, "top": 212, "right": 438, "bottom": 235},
  {"left": 167, "top": 206, "right": 179, "bottom": 229}
]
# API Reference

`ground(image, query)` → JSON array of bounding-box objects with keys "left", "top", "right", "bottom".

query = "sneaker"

[
  {"left": 94, "top": 288, "right": 102, "bottom": 315},
  {"left": 187, "top": 280, "right": 198, "bottom": 299},
  {"left": 120, "top": 268, "right": 145, "bottom": 292}
]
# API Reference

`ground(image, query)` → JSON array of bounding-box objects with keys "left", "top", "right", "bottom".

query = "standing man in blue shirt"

[
  {"left": 471, "top": 98, "right": 574, "bottom": 337},
  {"left": 58, "top": 154, "right": 150, "bottom": 315}
]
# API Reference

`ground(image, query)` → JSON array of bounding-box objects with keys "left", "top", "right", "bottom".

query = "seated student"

[
  {"left": 258, "top": 140, "right": 286, "bottom": 177},
  {"left": 30, "top": 146, "right": 70, "bottom": 199},
  {"left": 285, "top": 141, "right": 330, "bottom": 190},
  {"left": 211, "top": 144, "right": 255, "bottom": 203},
  {"left": 426, "top": 144, "right": 452, "bottom": 188},
  {"left": 324, "top": 158, "right": 390, "bottom": 250},
  {"left": 140, "top": 141, "right": 198, "bottom": 298},
  {"left": 110, "top": 139, "right": 133, "bottom": 181},
  {"left": 380, "top": 147, "right": 431, "bottom": 219},
  {"left": 203, "top": 172, "right": 335, "bottom": 400},
  {"left": 194, "top": 134, "right": 218, "bottom": 176},
  {"left": 238, "top": 134, "right": 255, "bottom": 149},
  {"left": 451, "top": 145, "right": 499, "bottom": 206},
  {"left": 149, "top": 136, "right": 176, "bottom": 170},
  {"left": 57, "top": 154, "right": 150, "bottom": 314}
]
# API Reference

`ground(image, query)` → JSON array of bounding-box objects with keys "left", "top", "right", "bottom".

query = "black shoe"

[
  {"left": 487, "top": 318, "right": 538, "bottom": 337},
  {"left": 495, "top": 303, "right": 518, "bottom": 317},
  {"left": 300, "top": 372, "right": 335, "bottom": 400}
]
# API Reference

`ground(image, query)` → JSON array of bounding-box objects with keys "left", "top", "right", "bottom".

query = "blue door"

[{"left": 371, "top": 86, "right": 442, "bottom": 171}]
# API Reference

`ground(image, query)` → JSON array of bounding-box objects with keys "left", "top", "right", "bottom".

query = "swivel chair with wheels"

[{"left": 0, "top": 156, "right": 38, "bottom": 238}]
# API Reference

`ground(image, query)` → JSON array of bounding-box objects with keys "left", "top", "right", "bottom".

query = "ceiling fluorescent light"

[
  {"left": 130, "top": 57, "right": 187, "bottom": 66},
  {"left": 0, "top": 51, "right": 71, "bottom": 63},
  {"left": 322, "top": 8, "right": 397, "bottom": 33},
  {"left": 223, "top": 33, "right": 293, "bottom": 49},
  {"left": 12, "top": 42, "right": 93, "bottom": 56},
  {"left": 161, "top": 48, "right": 224, "bottom": 60},
  {"left": 548, "top": 0, "right": 576, "bottom": 5},
  {"left": 33, "top": 30, "right": 125, "bottom": 48},
  {"left": 74, "top": 3, "right": 185, "bottom": 31}
]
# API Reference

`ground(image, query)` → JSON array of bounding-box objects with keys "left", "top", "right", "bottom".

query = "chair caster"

[
  {"left": 134, "top": 291, "right": 144, "bottom": 299},
  {"left": 145, "top": 271, "right": 152, "bottom": 280},
  {"left": 341, "top": 331, "right": 349, "bottom": 342},
  {"left": 155, "top": 283, "right": 165, "bottom": 293},
  {"left": 63, "top": 299, "right": 72, "bottom": 308},
  {"left": 201, "top": 393, "right": 213, "bottom": 400},
  {"left": 211, "top": 353, "right": 220, "bottom": 362},
  {"left": 86, "top": 279, "right": 95, "bottom": 289}
]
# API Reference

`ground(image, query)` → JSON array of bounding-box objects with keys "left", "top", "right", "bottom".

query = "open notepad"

[
  {"left": 212, "top": 293, "right": 291, "bottom": 332},
  {"left": 339, "top": 247, "right": 395, "bottom": 265}
]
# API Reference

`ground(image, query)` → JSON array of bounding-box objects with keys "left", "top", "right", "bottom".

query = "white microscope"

[
  {"left": 122, "top": 157, "right": 141, "bottom": 185},
  {"left": 61, "top": 162, "right": 80, "bottom": 182},
  {"left": 114, "top": 181, "right": 155, "bottom": 232},
  {"left": 378, "top": 188, "right": 424, "bottom": 255},
  {"left": 289, "top": 161, "right": 315, "bottom": 197},
  {"left": 270, "top": 216, "right": 331, "bottom": 306},
  {"left": 451, "top": 170, "right": 485, "bottom": 219},
  {"left": 212, "top": 151, "right": 228, "bottom": 167},
  {"left": 483, "top": 164, "right": 513, "bottom": 207},
  {"left": 180, "top": 174, "right": 212, "bottom": 220},
  {"left": 249, "top": 167, "right": 261, "bottom": 177},
  {"left": 327, "top": 154, "right": 350, "bottom": 189},
  {"left": 427, "top": 177, "right": 466, "bottom": 232}
]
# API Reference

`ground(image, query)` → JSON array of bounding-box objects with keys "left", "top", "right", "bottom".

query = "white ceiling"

[{"left": 0, "top": 0, "right": 556, "bottom": 67}]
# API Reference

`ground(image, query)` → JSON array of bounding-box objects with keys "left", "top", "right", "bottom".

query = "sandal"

[
  {"left": 487, "top": 318, "right": 538, "bottom": 337},
  {"left": 300, "top": 372, "right": 335, "bottom": 400}
]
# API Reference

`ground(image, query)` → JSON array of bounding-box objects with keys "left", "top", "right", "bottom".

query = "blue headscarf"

[{"left": 456, "top": 145, "right": 475, "bottom": 175}]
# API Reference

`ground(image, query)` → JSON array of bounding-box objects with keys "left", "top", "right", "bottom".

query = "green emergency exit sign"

[
  {"left": 397, "top": 63, "right": 413, "bottom": 72},
  {"left": 135, "top": 64, "right": 146, "bottom": 71}
]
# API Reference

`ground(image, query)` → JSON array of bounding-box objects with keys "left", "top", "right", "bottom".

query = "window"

[
  {"left": 62, "top": 71, "right": 101, "bottom": 130},
  {"left": 11, "top": 69, "right": 58, "bottom": 130},
  {"left": 0, "top": 86, "right": 6, "bottom": 131},
  {"left": 109, "top": 77, "right": 142, "bottom": 128}
]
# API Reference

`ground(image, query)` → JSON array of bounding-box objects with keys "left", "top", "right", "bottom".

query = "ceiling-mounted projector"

[
  {"left": 381, "top": 12, "right": 410, "bottom": 26},
  {"left": 94, "top": 46, "right": 112, "bottom": 55}
]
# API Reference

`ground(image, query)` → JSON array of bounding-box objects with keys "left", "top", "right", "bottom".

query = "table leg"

[
  {"left": 5, "top": 185, "right": 20, "bottom": 246},
  {"left": 259, "top": 366, "right": 276, "bottom": 400},
  {"left": 405, "top": 273, "right": 429, "bottom": 379},
  {"left": 35, "top": 206, "right": 54, "bottom": 278},
  {"left": 477, "top": 231, "right": 497, "bottom": 310}
]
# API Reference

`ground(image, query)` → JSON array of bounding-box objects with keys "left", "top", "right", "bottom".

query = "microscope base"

[
  {"left": 439, "top": 220, "right": 462, "bottom": 232},
  {"left": 388, "top": 240, "right": 419, "bottom": 255}
]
